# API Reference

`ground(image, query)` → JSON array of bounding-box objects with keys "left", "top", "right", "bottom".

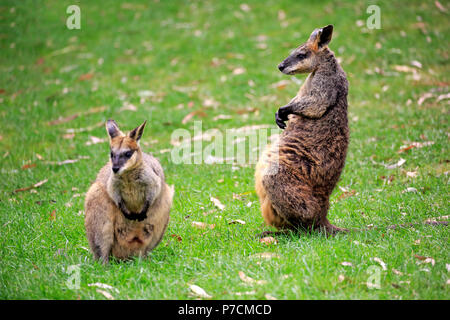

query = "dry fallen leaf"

[
  {"left": 406, "top": 171, "right": 418, "bottom": 178},
  {"left": 403, "top": 187, "right": 418, "bottom": 193},
  {"left": 234, "top": 290, "right": 256, "bottom": 296},
  {"left": 424, "top": 257, "right": 436, "bottom": 266},
  {"left": 14, "top": 178, "right": 48, "bottom": 193},
  {"left": 373, "top": 257, "right": 387, "bottom": 270},
  {"left": 63, "top": 133, "right": 75, "bottom": 140},
  {"left": 435, "top": 1, "right": 447, "bottom": 13},
  {"left": 424, "top": 215, "right": 449, "bottom": 223},
  {"left": 337, "top": 188, "right": 357, "bottom": 201},
  {"left": 436, "top": 93, "right": 450, "bottom": 102},
  {"left": 170, "top": 234, "right": 182, "bottom": 242},
  {"left": 397, "top": 145, "right": 415, "bottom": 153},
  {"left": 232, "top": 67, "right": 246, "bottom": 75},
  {"left": 228, "top": 219, "right": 246, "bottom": 225},
  {"left": 411, "top": 141, "right": 435, "bottom": 148},
  {"left": 240, "top": 3, "right": 251, "bottom": 12},
  {"left": 88, "top": 283, "right": 120, "bottom": 293},
  {"left": 189, "top": 284, "right": 212, "bottom": 299},
  {"left": 47, "top": 114, "right": 78, "bottom": 126},
  {"left": 191, "top": 221, "right": 215, "bottom": 229},
  {"left": 96, "top": 289, "right": 114, "bottom": 300},
  {"left": 417, "top": 92, "right": 433, "bottom": 106},
  {"left": 264, "top": 293, "right": 277, "bottom": 300},
  {"left": 86, "top": 136, "right": 106, "bottom": 146},
  {"left": 392, "top": 268, "right": 404, "bottom": 276},
  {"left": 21, "top": 163, "right": 36, "bottom": 170},
  {"left": 238, "top": 271, "right": 267, "bottom": 285},
  {"left": 414, "top": 254, "right": 433, "bottom": 264},
  {"left": 259, "top": 236, "right": 278, "bottom": 245},
  {"left": 341, "top": 261, "right": 353, "bottom": 267},
  {"left": 213, "top": 114, "right": 232, "bottom": 121},
  {"left": 210, "top": 197, "right": 225, "bottom": 210},
  {"left": 394, "top": 65, "right": 417, "bottom": 73},
  {"left": 79, "top": 73, "right": 94, "bottom": 81},
  {"left": 386, "top": 158, "right": 406, "bottom": 169},
  {"left": 366, "top": 282, "right": 381, "bottom": 289},
  {"left": 119, "top": 102, "right": 137, "bottom": 112},
  {"left": 45, "top": 156, "right": 90, "bottom": 166},
  {"left": 250, "top": 252, "right": 280, "bottom": 259},
  {"left": 181, "top": 110, "right": 207, "bottom": 124},
  {"left": 270, "top": 80, "right": 291, "bottom": 90},
  {"left": 47, "top": 106, "right": 106, "bottom": 126}
]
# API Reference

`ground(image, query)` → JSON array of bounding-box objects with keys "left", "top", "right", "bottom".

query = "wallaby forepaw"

[
  {"left": 275, "top": 105, "right": 291, "bottom": 129},
  {"left": 275, "top": 111, "right": 286, "bottom": 129}
]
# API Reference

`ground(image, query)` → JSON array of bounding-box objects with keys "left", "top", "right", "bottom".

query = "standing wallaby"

[
  {"left": 255, "top": 25, "right": 349, "bottom": 234},
  {"left": 85, "top": 120, "right": 174, "bottom": 263}
]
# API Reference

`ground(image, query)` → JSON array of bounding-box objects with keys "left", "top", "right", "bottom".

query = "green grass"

[{"left": 0, "top": 0, "right": 449, "bottom": 300}]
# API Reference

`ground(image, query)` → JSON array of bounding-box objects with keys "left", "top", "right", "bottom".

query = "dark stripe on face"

[{"left": 110, "top": 149, "right": 136, "bottom": 173}]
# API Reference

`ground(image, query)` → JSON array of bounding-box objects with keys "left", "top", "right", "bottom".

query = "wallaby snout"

[{"left": 278, "top": 61, "right": 286, "bottom": 72}]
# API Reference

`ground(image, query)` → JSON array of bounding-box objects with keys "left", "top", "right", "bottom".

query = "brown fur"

[
  {"left": 85, "top": 120, "right": 174, "bottom": 263},
  {"left": 255, "top": 25, "right": 349, "bottom": 234}
]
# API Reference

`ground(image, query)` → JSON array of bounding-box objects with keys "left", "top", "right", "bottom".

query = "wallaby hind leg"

[
  {"left": 85, "top": 182, "right": 115, "bottom": 264},
  {"left": 317, "top": 217, "right": 349, "bottom": 235},
  {"left": 255, "top": 157, "right": 290, "bottom": 230}
]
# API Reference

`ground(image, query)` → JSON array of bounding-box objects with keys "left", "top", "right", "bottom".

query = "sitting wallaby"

[
  {"left": 255, "top": 25, "right": 349, "bottom": 234},
  {"left": 85, "top": 120, "right": 174, "bottom": 263}
]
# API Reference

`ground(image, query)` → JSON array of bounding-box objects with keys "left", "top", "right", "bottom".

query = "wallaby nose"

[
  {"left": 112, "top": 166, "right": 120, "bottom": 174},
  {"left": 278, "top": 62, "right": 286, "bottom": 72}
]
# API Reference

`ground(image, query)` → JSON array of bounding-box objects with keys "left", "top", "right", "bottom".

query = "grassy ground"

[{"left": 0, "top": 0, "right": 449, "bottom": 300}]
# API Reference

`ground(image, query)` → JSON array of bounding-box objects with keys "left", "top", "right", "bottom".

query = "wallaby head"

[
  {"left": 106, "top": 119, "right": 147, "bottom": 175},
  {"left": 278, "top": 24, "right": 333, "bottom": 75}
]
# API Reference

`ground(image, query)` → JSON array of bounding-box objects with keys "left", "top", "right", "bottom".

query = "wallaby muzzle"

[
  {"left": 278, "top": 61, "right": 286, "bottom": 72},
  {"left": 111, "top": 154, "right": 126, "bottom": 174}
]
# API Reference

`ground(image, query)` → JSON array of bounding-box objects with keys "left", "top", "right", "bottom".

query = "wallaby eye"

[
  {"left": 110, "top": 151, "right": 114, "bottom": 158},
  {"left": 297, "top": 53, "right": 306, "bottom": 60},
  {"left": 125, "top": 151, "right": 133, "bottom": 158}
]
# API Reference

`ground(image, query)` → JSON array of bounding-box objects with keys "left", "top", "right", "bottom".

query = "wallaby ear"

[
  {"left": 318, "top": 24, "right": 333, "bottom": 49},
  {"left": 106, "top": 119, "right": 124, "bottom": 139},
  {"left": 308, "top": 25, "right": 333, "bottom": 50},
  {"left": 128, "top": 120, "right": 147, "bottom": 141}
]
